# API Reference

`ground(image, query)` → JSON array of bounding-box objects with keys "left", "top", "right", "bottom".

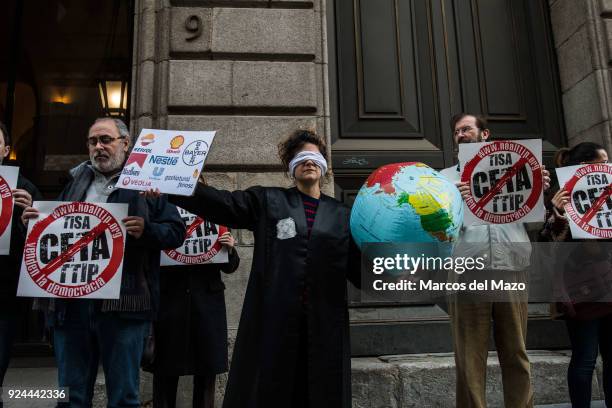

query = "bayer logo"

[{"left": 182, "top": 140, "right": 209, "bottom": 166}]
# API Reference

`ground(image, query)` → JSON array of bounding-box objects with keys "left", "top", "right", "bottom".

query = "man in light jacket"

[{"left": 441, "top": 112, "right": 549, "bottom": 408}]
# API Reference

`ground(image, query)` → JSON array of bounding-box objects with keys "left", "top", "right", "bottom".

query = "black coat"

[
  {"left": 170, "top": 185, "right": 361, "bottom": 408},
  {"left": 0, "top": 173, "right": 42, "bottom": 310},
  {"left": 155, "top": 247, "right": 240, "bottom": 376}
]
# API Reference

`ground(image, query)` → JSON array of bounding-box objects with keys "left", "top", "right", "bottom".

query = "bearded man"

[
  {"left": 441, "top": 113, "right": 550, "bottom": 408},
  {"left": 22, "top": 117, "right": 185, "bottom": 408}
]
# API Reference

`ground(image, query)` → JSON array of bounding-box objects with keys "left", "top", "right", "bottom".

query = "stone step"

[
  {"left": 535, "top": 404, "right": 605, "bottom": 408},
  {"left": 351, "top": 350, "right": 604, "bottom": 407},
  {"left": 2, "top": 351, "right": 605, "bottom": 407}
]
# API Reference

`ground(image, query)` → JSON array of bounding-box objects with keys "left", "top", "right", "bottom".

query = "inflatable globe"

[{"left": 350, "top": 162, "right": 463, "bottom": 248}]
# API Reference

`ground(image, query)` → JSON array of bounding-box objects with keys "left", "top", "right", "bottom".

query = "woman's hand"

[
  {"left": 542, "top": 165, "right": 551, "bottom": 191},
  {"left": 551, "top": 189, "right": 570, "bottom": 214}
]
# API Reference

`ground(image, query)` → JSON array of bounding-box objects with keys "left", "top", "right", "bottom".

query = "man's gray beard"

[{"left": 90, "top": 150, "right": 126, "bottom": 174}]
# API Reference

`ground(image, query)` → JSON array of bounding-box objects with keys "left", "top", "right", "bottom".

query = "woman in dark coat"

[
  {"left": 153, "top": 130, "right": 361, "bottom": 408},
  {"left": 153, "top": 230, "right": 240, "bottom": 408},
  {"left": 540, "top": 142, "right": 612, "bottom": 408}
]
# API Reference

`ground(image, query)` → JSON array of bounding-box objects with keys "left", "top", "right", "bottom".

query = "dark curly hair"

[
  {"left": 555, "top": 142, "right": 606, "bottom": 167},
  {"left": 278, "top": 130, "right": 328, "bottom": 175}
]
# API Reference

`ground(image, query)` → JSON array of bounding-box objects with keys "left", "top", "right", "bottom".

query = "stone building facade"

[
  {"left": 131, "top": 0, "right": 330, "bottom": 354},
  {"left": 126, "top": 0, "right": 612, "bottom": 405},
  {"left": 551, "top": 0, "right": 612, "bottom": 151}
]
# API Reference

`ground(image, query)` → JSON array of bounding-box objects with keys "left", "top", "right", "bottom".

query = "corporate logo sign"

[{"left": 116, "top": 129, "right": 216, "bottom": 196}]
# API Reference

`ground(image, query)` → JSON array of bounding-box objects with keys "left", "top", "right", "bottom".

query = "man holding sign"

[
  {"left": 441, "top": 113, "right": 550, "bottom": 408},
  {"left": 0, "top": 121, "right": 41, "bottom": 407},
  {"left": 21, "top": 118, "right": 185, "bottom": 408}
]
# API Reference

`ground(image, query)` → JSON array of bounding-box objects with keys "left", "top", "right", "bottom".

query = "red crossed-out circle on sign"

[
  {"left": 563, "top": 163, "right": 612, "bottom": 238},
  {"left": 461, "top": 140, "right": 543, "bottom": 223},
  {"left": 164, "top": 215, "right": 228, "bottom": 264},
  {"left": 0, "top": 176, "right": 13, "bottom": 237},
  {"left": 23, "top": 202, "right": 125, "bottom": 297}
]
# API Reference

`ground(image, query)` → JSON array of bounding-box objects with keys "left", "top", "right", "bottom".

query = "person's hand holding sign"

[
  {"left": 21, "top": 206, "right": 40, "bottom": 227},
  {"left": 542, "top": 165, "right": 551, "bottom": 191},
  {"left": 218, "top": 231, "right": 235, "bottom": 254},
  {"left": 140, "top": 188, "right": 161, "bottom": 199},
  {"left": 551, "top": 189, "right": 570, "bottom": 215},
  {"left": 455, "top": 182, "right": 471, "bottom": 201},
  {"left": 123, "top": 216, "right": 145, "bottom": 239},
  {"left": 12, "top": 189, "right": 32, "bottom": 209}
]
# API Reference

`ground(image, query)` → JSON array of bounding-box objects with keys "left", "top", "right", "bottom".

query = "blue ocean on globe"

[{"left": 350, "top": 162, "right": 464, "bottom": 248}]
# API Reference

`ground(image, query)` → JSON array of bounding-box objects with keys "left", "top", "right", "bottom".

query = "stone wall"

[
  {"left": 130, "top": 0, "right": 330, "bottom": 338},
  {"left": 550, "top": 0, "right": 612, "bottom": 150}
]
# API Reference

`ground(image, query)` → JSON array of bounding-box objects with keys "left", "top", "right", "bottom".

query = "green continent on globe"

[{"left": 396, "top": 186, "right": 455, "bottom": 242}]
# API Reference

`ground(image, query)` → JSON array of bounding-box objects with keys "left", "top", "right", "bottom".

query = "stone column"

[
  {"left": 550, "top": 0, "right": 612, "bottom": 151},
  {"left": 130, "top": 0, "right": 329, "bottom": 402}
]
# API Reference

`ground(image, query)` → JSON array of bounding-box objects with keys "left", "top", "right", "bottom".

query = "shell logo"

[
  {"left": 140, "top": 133, "right": 155, "bottom": 146},
  {"left": 170, "top": 135, "right": 185, "bottom": 149}
]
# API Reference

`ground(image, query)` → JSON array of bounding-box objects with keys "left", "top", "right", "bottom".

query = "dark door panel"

[
  {"left": 331, "top": 0, "right": 567, "bottom": 353},
  {"left": 333, "top": 0, "right": 565, "bottom": 163},
  {"left": 336, "top": 0, "right": 441, "bottom": 145}
]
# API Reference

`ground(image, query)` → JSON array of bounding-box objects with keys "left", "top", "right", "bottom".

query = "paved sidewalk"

[{"left": 2, "top": 351, "right": 606, "bottom": 407}]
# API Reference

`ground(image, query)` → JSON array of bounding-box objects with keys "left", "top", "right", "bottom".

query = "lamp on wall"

[
  {"left": 96, "top": 0, "right": 129, "bottom": 119},
  {"left": 98, "top": 79, "right": 128, "bottom": 117}
]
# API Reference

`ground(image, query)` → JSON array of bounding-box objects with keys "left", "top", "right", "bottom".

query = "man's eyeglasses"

[
  {"left": 453, "top": 126, "right": 479, "bottom": 136},
  {"left": 87, "top": 135, "right": 126, "bottom": 146}
]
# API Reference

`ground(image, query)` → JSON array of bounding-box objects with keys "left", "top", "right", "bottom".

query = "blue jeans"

[
  {"left": 53, "top": 302, "right": 148, "bottom": 408},
  {"left": 566, "top": 315, "right": 612, "bottom": 408}
]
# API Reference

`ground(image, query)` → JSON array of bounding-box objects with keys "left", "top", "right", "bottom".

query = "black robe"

[{"left": 170, "top": 185, "right": 361, "bottom": 408}]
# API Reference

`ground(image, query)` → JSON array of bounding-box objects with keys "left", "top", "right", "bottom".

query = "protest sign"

[
  {"left": 17, "top": 201, "right": 127, "bottom": 299},
  {"left": 556, "top": 163, "right": 612, "bottom": 239},
  {"left": 161, "top": 207, "right": 228, "bottom": 266},
  {"left": 117, "top": 129, "right": 216, "bottom": 196},
  {"left": 0, "top": 166, "right": 18, "bottom": 255},
  {"left": 459, "top": 139, "right": 544, "bottom": 226}
]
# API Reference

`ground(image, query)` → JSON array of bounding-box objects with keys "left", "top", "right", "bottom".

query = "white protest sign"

[
  {"left": 161, "top": 207, "right": 228, "bottom": 266},
  {"left": 556, "top": 163, "right": 612, "bottom": 239},
  {"left": 459, "top": 139, "right": 544, "bottom": 226},
  {"left": 0, "top": 166, "right": 18, "bottom": 255},
  {"left": 17, "top": 201, "right": 127, "bottom": 299},
  {"left": 117, "top": 129, "right": 216, "bottom": 196}
]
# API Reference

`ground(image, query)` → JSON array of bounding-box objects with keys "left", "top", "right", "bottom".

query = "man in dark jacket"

[
  {"left": 22, "top": 118, "right": 185, "bottom": 408},
  {"left": 0, "top": 121, "right": 42, "bottom": 407}
]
